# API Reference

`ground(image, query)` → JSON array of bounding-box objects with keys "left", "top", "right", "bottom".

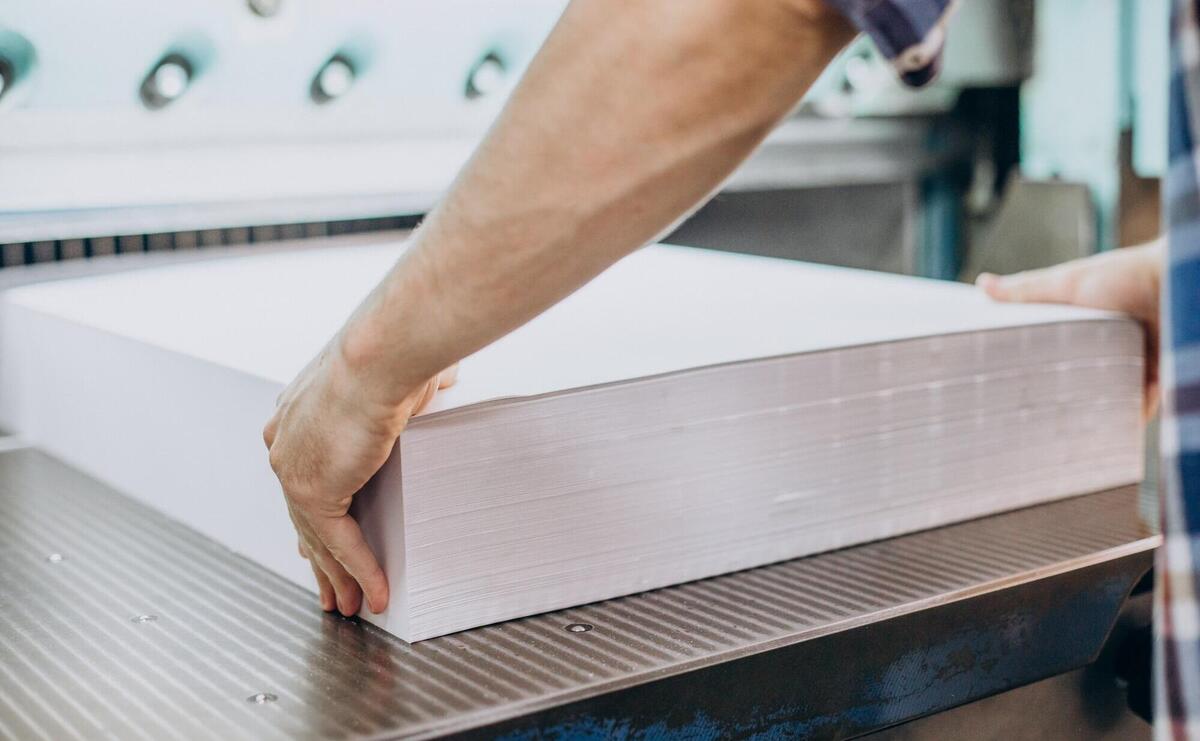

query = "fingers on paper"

[
  {"left": 304, "top": 548, "right": 337, "bottom": 612},
  {"left": 312, "top": 514, "right": 389, "bottom": 615},
  {"left": 306, "top": 536, "right": 363, "bottom": 617},
  {"left": 288, "top": 505, "right": 364, "bottom": 616},
  {"left": 976, "top": 267, "right": 1074, "bottom": 305}
]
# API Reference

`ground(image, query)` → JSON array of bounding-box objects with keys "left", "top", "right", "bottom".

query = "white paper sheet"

[
  {"left": 6, "top": 243, "right": 1117, "bottom": 415},
  {"left": 0, "top": 241, "right": 1143, "bottom": 641}
]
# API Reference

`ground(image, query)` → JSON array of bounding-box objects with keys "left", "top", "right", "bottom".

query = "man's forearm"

[{"left": 340, "top": 0, "right": 855, "bottom": 405}]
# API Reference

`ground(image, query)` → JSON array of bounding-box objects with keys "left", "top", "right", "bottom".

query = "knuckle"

[
  {"left": 287, "top": 486, "right": 320, "bottom": 510},
  {"left": 325, "top": 539, "right": 347, "bottom": 560},
  {"left": 267, "top": 446, "right": 285, "bottom": 474},
  {"left": 324, "top": 534, "right": 355, "bottom": 563}
]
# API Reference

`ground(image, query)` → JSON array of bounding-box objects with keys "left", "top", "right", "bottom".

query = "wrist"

[
  {"left": 334, "top": 309, "right": 417, "bottom": 418},
  {"left": 336, "top": 230, "right": 460, "bottom": 412}
]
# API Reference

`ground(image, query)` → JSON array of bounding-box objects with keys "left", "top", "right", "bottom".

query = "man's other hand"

[
  {"left": 262, "top": 340, "right": 456, "bottom": 617},
  {"left": 976, "top": 241, "right": 1163, "bottom": 419}
]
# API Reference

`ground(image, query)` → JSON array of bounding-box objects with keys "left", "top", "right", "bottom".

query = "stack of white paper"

[{"left": 0, "top": 243, "right": 1144, "bottom": 641}]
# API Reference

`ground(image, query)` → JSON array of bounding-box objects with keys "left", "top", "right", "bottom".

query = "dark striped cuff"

[{"left": 822, "top": 0, "right": 955, "bottom": 87}]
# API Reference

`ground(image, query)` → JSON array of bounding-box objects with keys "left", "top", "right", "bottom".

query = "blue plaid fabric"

[
  {"left": 832, "top": 0, "right": 1200, "bottom": 736},
  {"left": 1157, "top": 3, "right": 1200, "bottom": 737}
]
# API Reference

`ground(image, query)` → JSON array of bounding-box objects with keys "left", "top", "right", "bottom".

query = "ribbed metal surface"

[
  {"left": 0, "top": 216, "right": 422, "bottom": 269},
  {"left": 0, "top": 233, "right": 412, "bottom": 292},
  {"left": 0, "top": 446, "right": 1157, "bottom": 740}
]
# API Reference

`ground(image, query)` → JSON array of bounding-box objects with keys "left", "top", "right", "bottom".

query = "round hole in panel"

[
  {"left": 311, "top": 55, "right": 356, "bottom": 104},
  {"left": 465, "top": 52, "right": 507, "bottom": 101},
  {"left": 140, "top": 54, "right": 194, "bottom": 110},
  {"left": 247, "top": 0, "right": 283, "bottom": 18}
]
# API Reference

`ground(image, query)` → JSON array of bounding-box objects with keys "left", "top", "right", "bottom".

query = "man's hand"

[
  {"left": 976, "top": 241, "right": 1163, "bottom": 418},
  {"left": 260, "top": 0, "right": 855, "bottom": 618},
  {"left": 263, "top": 335, "right": 456, "bottom": 617}
]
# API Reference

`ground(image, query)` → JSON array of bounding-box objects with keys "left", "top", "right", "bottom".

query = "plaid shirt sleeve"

[
  {"left": 1158, "top": 2, "right": 1200, "bottom": 737},
  {"left": 820, "top": 0, "right": 957, "bottom": 87}
]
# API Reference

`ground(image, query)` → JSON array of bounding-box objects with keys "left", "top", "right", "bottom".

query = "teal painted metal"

[
  {"left": 1022, "top": 0, "right": 1168, "bottom": 252},
  {"left": 920, "top": 173, "right": 961, "bottom": 280},
  {"left": 1021, "top": 0, "right": 1123, "bottom": 252},
  {"left": 1134, "top": 0, "right": 1169, "bottom": 178},
  {"left": 918, "top": 119, "right": 965, "bottom": 281}
]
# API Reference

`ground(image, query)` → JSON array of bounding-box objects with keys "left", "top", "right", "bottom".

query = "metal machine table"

[{"left": 0, "top": 443, "right": 1157, "bottom": 740}]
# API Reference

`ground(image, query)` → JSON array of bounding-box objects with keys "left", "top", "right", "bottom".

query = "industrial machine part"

[
  {"left": 0, "top": 440, "right": 1156, "bottom": 740},
  {"left": 0, "top": 57, "right": 13, "bottom": 101},
  {"left": 3, "top": 0, "right": 1159, "bottom": 268},
  {"left": 0, "top": 0, "right": 1000, "bottom": 276},
  {"left": 0, "top": 240, "right": 1161, "bottom": 738},
  {"left": 0, "top": 1, "right": 1163, "bottom": 735},
  {"left": 139, "top": 54, "right": 194, "bottom": 110}
]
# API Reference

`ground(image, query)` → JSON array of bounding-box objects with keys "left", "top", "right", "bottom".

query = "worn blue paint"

[
  {"left": 919, "top": 172, "right": 960, "bottom": 280},
  {"left": 495, "top": 574, "right": 1132, "bottom": 741}
]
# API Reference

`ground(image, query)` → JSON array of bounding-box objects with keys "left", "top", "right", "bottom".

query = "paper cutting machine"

[
  {"left": 0, "top": 239, "right": 1162, "bottom": 740},
  {"left": 0, "top": 1, "right": 1160, "bottom": 738}
]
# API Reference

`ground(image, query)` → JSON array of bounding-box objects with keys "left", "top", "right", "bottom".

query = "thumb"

[
  {"left": 976, "top": 266, "right": 1074, "bottom": 305},
  {"left": 262, "top": 414, "right": 279, "bottom": 449}
]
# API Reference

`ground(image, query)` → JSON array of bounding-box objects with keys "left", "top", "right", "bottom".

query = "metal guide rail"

[{"left": 0, "top": 444, "right": 1157, "bottom": 740}]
